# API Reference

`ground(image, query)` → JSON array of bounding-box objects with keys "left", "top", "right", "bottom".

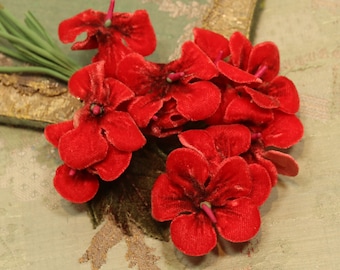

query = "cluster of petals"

[
  {"left": 58, "top": 1, "right": 156, "bottom": 76},
  {"left": 193, "top": 28, "right": 300, "bottom": 123},
  {"left": 178, "top": 124, "right": 272, "bottom": 206},
  {"left": 116, "top": 41, "right": 221, "bottom": 137},
  {"left": 151, "top": 147, "right": 262, "bottom": 256},
  {"left": 45, "top": 61, "right": 146, "bottom": 203}
]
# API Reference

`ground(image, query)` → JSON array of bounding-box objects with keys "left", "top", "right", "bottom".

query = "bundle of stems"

[{"left": 0, "top": 5, "right": 81, "bottom": 82}]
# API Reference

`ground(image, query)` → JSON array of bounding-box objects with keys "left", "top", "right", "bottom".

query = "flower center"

[
  {"left": 251, "top": 132, "right": 262, "bottom": 141},
  {"left": 104, "top": 0, "right": 115, "bottom": 27},
  {"left": 200, "top": 201, "right": 217, "bottom": 224},
  {"left": 166, "top": 72, "right": 185, "bottom": 83},
  {"left": 254, "top": 65, "right": 268, "bottom": 79},
  {"left": 90, "top": 103, "right": 104, "bottom": 116}
]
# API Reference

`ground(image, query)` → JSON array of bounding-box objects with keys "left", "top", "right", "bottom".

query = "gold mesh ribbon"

[
  {"left": 0, "top": 0, "right": 258, "bottom": 128},
  {"left": 202, "top": 0, "right": 258, "bottom": 38}
]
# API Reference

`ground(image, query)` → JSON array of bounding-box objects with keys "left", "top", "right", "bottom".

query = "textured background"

[{"left": 1, "top": 0, "right": 340, "bottom": 269}]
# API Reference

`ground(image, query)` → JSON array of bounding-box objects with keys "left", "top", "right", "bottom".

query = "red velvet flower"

[
  {"left": 152, "top": 148, "right": 261, "bottom": 256},
  {"left": 116, "top": 41, "right": 221, "bottom": 137},
  {"left": 178, "top": 125, "right": 271, "bottom": 206},
  {"left": 53, "top": 164, "right": 100, "bottom": 203},
  {"left": 45, "top": 61, "right": 146, "bottom": 181},
  {"left": 58, "top": 1, "right": 156, "bottom": 76},
  {"left": 216, "top": 32, "right": 299, "bottom": 114}
]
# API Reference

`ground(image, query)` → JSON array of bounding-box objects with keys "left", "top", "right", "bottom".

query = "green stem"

[
  {"left": 24, "top": 11, "right": 58, "bottom": 49},
  {"left": 0, "top": 66, "right": 70, "bottom": 82},
  {"left": 0, "top": 31, "right": 78, "bottom": 74},
  {"left": 0, "top": 6, "right": 81, "bottom": 81},
  {"left": 0, "top": 45, "right": 31, "bottom": 62},
  {"left": 14, "top": 44, "right": 77, "bottom": 76}
]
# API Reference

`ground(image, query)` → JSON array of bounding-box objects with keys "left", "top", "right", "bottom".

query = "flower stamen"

[
  {"left": 254, "top": 65, "right": 268, "bottom": 79},
  {"left": 166, "top": 72, "right": 185, "bottom": 83},
  {"left": 104, "top": 0, "right": 115, "bottom": 27},
  {"left": 251, "top": 132, "right": 262, "bottom": 141},
  {"left": 90, "top": 103, "right": 104, "bottom": 116},
  {"left": 69, "top": 168, "right": 77, "bottom": 177},
  {"left": 200, "top": 201, "right": 217, "bottom": 224}
]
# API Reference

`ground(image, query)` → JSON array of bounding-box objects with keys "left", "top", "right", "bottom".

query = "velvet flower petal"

[
  {"left": 112, "top": 10, "right": 157, "bottom": 56},
  {"left": 68, "top": 60, "right": 105, "bottom": 101},
  {"left": 217, "top": 61, "right": 262, "bottom": 84},
  {"left": 170, "top": 213, "right": 217, "bottom": 256},
  {"left": 229, "top": 31, "right": 252, "bottom": 69},
  {"left": 68, "top": 61, "right": 134, "bottom": 105},
  {"left": 206, "top": 124, "right": 251, "bottom": 158},
  {"left": 205, "top": 87, "right": 239, "bottom": 125},
  {"left": 242, "top": 85, "right": 280, "bottom": 109},
  {"left": 248, "top": 163, "right": 272, "bottom": 206},
  {"left": 170, "top": 41, "right": 219, "bottom": 82},
  {"left": 262, "top": 150, "right": 299, "bottom": 176},
  {"left": 247, "top": 41, "right": 280, "bottom": 82},
  {"left": 166, "top": 148, "right": 209, "bottom": 198},
  {"left": 193, "top": 27, "right": 230, "bottom": 63},
  {"left": 215, "top": 198, "right": 261, "bottom": 242},
  {"left": 44, "top": 120, "right": 73, "bottom": 148},
  {"left": 261, "top": 111, "right": 304, "bottom": 149},
  {"left": 58, "top": 120, "right": 108, "bottom": 169},
  {"left": 206, "top": 156, "right": 252, "bottom": 206},
  {"left": 178, "top": 129, "right": 217, "bottom": 161},
  {"left": 91, "top": 145, "right": 132, "bottom": 181},
  {"left": 255, "top": 152, "right": 279, "bottom": 186},
  {"left": 58, "top": 9, "right": 103, "bottom": 50},
  {"left": 152, "top": 174, "right": 197, "bottom": 221},
  {"left": 127, "top": 95, "right": 164, "bottom": 127},
  {"left": 54, "top": 164, "right": 99, "bottom": 203},
  {"left": 224, "top": 95, "right": 274, "bottom": 125},
  {"left": 242, "top": 143, "right": 279, "bottom": 186},
  {"left": 100, "top": 111, "right": 146, "bottom": 152},
  {"left": 266, "top": 76, "right": 300, "bottom": 114},
  {"left": 172, "top": 82, "right": 221, "bottom": 121}
]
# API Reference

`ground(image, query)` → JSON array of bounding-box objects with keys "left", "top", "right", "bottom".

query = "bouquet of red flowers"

[{"left": 8, "top": 0, "right": 302, "bottom": 257}]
